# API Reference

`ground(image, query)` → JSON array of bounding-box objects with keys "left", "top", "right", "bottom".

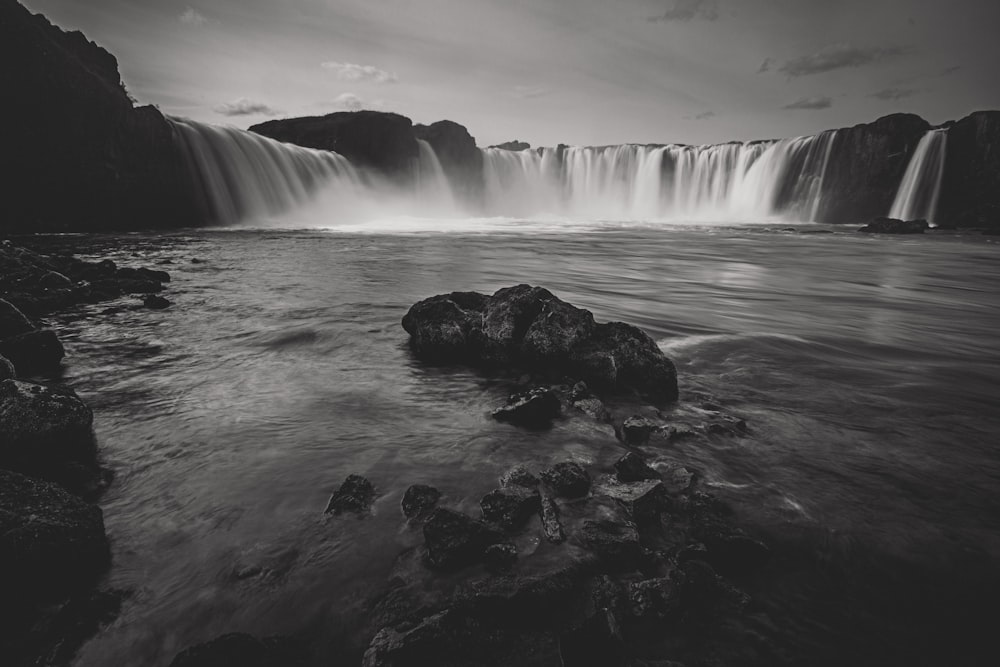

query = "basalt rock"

[
  {"left": 0, "top": 354, "right": 15, "bottom": 380},
  {"left": 0, "top": 379, "right": 95, "bottom": 473},
  {"left": 540, "top": 462, "right": 591, "bottom": 499},
  {"left": 939, "top": 111, "right": 1000, "bottom": 230},
  {"left": 858, "top": 217, "right": 930, "bottom": 234},
  {"left": 574, "top": 519, "right": 643, "bottom": 572},
  {"left": 423, "top": 508, "right": 505, "bottom": 571},
  {"left": 414, "top": 120, "right": 484, "bottom": 202},
  {"left": 143, "top": 294, "right": 171, "bottom": 309},
  {"left": 499, "top": 465, "right": 539, "bottom": 489},
  {"left": 483, "top": 543, "right": 518, "bottom": 573},
  {"left": 480, "top": 486, "right": 541, "bottom": 531},
  {"left": 491, "top": 387, "right": 561, "bottom": 428},
  {"left": 614, "top": 452, "right": 660, "bottom": 483},
  {"left": 401, "top": 484, "right": 441, "bottom": 519},
  {"left": 489, "top": 140, "right": 531, "bottom": 152},
  {"left": 0, "top": 469, "right": 110, "bottom": 600},
  {"left": 403, "top": 285, "right": 679, "bottom": 403},
  {"left": 539, "top": 496, "right": 565, "bottom": 544},
  {"left": 325, "top": 474, "right": 376, "bottom": 514},
  {"left": 0, "top": 329, "right": 65, "bottom": 374}
]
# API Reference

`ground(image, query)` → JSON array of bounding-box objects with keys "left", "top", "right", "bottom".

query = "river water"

[{"left": 35, "top": 223, "right": 1000, "bottom": 666}]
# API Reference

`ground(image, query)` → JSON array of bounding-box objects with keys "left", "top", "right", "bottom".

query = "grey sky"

[{"left": 24, "top": 0, "right": 1000, "bottom": 146}]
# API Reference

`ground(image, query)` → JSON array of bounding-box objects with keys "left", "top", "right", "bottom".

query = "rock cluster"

[
  {"left": 402, "top": 285, "right": 679, "bottom": 403},
  {"left": 857, "top": 217, "right": 930, "bottom": 234}
]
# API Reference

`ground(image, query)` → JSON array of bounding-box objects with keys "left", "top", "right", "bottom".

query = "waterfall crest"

[{"left": 889, "top": 129, "right": 947, "bottom": 223}]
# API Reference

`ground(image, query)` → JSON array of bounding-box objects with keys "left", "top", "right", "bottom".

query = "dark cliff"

[
  {"left": 250, "top": 111, "right": 419, "bottom": 177},
  {"left": 414, "top": 120, "right": 484, "bottom": 204},
  {"left": 0, "top": 0, "right": 199, "bottom": 232},
  {"left": 816, "top": 113, "right": 931, "bottom": 224},
  {"left": 938, "top": 111, "right": 1000, "bottom": 228}
]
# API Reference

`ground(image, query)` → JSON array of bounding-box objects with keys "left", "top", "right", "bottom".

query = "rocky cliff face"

[
  {"left": 816, "top": 113, "right": 931, "bottom": 224},
  {"left": 414, "top": 120, "right": 484, "bottom": 204},
  {"left": 0, "top": 0, "right": 200, "bottom": 233},
  {"left": 250, "top": 111, "right": 420, "bottom": 178},
  {"left": 938, "top": 111, "right": 1000, "bottom": 228}
]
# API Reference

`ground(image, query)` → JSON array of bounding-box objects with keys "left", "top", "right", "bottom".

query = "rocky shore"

[
  {"left": 0, "top": 241, "right": 171, "bottom": 666},
  {"left": 167, "top": 286, "right": 769, "bottom": 666}
]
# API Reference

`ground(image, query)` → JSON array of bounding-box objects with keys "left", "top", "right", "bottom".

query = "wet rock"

[
  {"left": 423, "top": 508, "right": 505, "bottom": 570},
  {"left": 402, "top": 285, "right": 679, "bottom": 402},
  {"left": 0, "top": 469, "right": 110, "bottom": 599},
  {"left": 677, "top": 542, "right": 709, "bottom": 565},
  {"left": 539, "top": 496, "right": 565, "bottom": 544},
  {"left": 484, "top": 543, "right": 518, "bottom": 573},
  {"left": 614, "top": 452, "right": 660, "bottom": 482},
  {"left": 573, "top": 397, "right": 612, "bottom": 423},
  {"left": 499, "top": 464, "right": 539, "bottom": 489},
  {"left": 540, "top": 461, "right": 591, "bottom": 498},
  {"left": 38, "top": 271, "right": 73, "bottom": 289},
  {"left": 27, "top": 588, "right": 128, "bottom": 667},
  {"left": 401, "top": 484, "right": 441, "bottom": 519},
  {"left": 0, "top": 298, "right": 37, "bottom": 338},
  {"left": 699, "top": 532, "right": 770, "bottom": 576},
  {"left": 0, "top": 354, "right": 15, "bottom": 379},
  {"left": 0, "top": 328, "right": 65, "bottom": 374},
  {"left": 677, "top": 560, "right": 751, "bottom": 611},
  {"left": 143, "top": 294, "right": 171, "bottom": 309},
  {"left": 169, "top": 633, "right": 306, "bottom": 667},
  {"left": 858, "top": 216, "right": 930, "bottom": 234},
  {"left": 621, "top": 416, "right": 658, "bottom": 446},
  {"left": 325, "top": 474, "right": 376, "bottom": 514},
  {"left": 593, "top": 477, "right": 669, "bottom": 523},
  {"left": 662, "top": 465, "right": 696, "bottom": 495},
  {"left": 0, "top": 379, "right": 95, "bottom": 467},
  {"left": 704, "top": 414, "right": 748, "bottom": 436},
  {"left": 362, "top": 610, "right": 453, "bottom": 667},
  {"left": 117, "top": 266, "right": 171, "bottom": 283},
  {"left": 575, "top": 520, "right": 643, "bottom": 571},
  {"left": 491, "top": 387, "right": 561, "bottom": 427},
  {"left": 559, "top": 608, "right": 625, "bottom": 667},
  {"left": 628, "top": 577, "right": 680, "bottom": 619},
  {"left": 480, "top": 486, "right": 541, "bottom": 531}
]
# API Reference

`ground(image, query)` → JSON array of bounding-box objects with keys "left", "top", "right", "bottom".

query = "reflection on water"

[{"left": 40, "top": 226, "right": 1000, "bottom": 666}]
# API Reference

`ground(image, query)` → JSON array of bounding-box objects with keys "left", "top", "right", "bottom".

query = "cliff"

[
  {"left": 938, "top": 111, "right": 1000, "bottom": 228},
  {"left": 0, "top": 0, "right": 200, "bottom": 233}
]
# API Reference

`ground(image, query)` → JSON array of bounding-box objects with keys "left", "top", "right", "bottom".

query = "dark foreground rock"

[
  {"left": 423, "top": 508, "right": 505, "bottom": 570},
  {"left": 0, "top": 470, "right": 110, "bottom": 599},
  {"left": 491, "top": 387, "right": 561, "bottom": 427},
  {"left": 401, "top": 484, "right": 441, "bottom": 519},
  {"left": 169, "top": 633, "right": 306, "bottom": 667},
  {"left": 480, "top": 486, "right": 541, "bottom": 531},
  {"left": 614, "top": 452, "right": 659, "bottom": 482},
  {"left": 325, "top": 474, "right": 376, "bottom": 514},
  {"left": 858, "top": 217, "right": 930, "bottom": 234},
  {"left": 540, "top": 462, "right": 591, "bottom": 498},
  {"left": 402, "top": 285, "right": 678, "bottom": 403}
]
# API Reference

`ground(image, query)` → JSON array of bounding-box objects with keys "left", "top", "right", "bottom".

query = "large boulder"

[
  {"left": 480, "top": 486, "right": 541, "bottom": 531},
  {"left": 0, "top": 379, "right": 95, "bottom": 470},
  {"left": 0, "top": 328, "right": 65, "bottom": 374},
  {"left": 325, "top": 474, "right": 376, "bottom": 514},
  {"left": 402, "top": 285, "right": 679, "bottom": 403},
  {"left": 423, "top": 508, "right": 505, "bottom": 570},
  {"left": 0, "top": 469, "right": 110, "bottom": 599},
  {"left": 539, "top": 462, "right": 591, "bottom": 499}
]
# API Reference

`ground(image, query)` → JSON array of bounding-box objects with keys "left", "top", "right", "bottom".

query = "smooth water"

[{"left": 40, "top": 225, "right": 1000, "bottom": 666}]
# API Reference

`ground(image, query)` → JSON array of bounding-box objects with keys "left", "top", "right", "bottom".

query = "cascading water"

[
  {"left": 480, "top": 131, "right": 839, "bottom": 222},
  {"left": 415, "top": 139, "right": 458, "bottom": 214},
  {"left": 170, "top": 117, "right": 363, "bottom": 225},
  {"left": 889, "top": 129, "right": 947, "bottom": 223}
]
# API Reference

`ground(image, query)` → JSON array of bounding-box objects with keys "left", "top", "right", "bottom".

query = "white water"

[
  {"left": 889, "top": 129, "right": 947, "bottom": 223},
  {"left": 170, "top": 117, "right": 842, "bottom": 228}
]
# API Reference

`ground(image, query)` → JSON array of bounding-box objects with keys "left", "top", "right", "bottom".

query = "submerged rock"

[
  {"left": 480, "top": 486, "right": 541, "bottom": 531},
  {"left": 540, "top": 462, "right": 591, "bottom": 498},
  {"left": 614, "top": 452, "right": 660, "bottom": 483},
  {"left": 0, "top": 469, "right": 110, "bottom": 599},
  {"left": 491, "top": 387, "right": 561, "bottom": 427},
  {"left": 858, "top": 217, "right": 930, "bottom": 234},
  {"left": 325, "top": 474, "right": 376, "bottom": 514},
  {"left": 402, "top": 285, "right": 679, "bottom": 403},
  {"left": 169, "top": 633, "right": 306, "bottom": 667},
  {"left": 401, "top": 484, "right": 441, "bottom": 519},
  {"left": 423, "top": 508, "right": 505, "bottom": 570}
]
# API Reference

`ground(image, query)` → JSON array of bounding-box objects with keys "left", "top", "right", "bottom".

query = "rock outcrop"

[
  {"left": 939, "top": 110, "right": 1000, "bottom": 230},
  {"left": 489, "top": 140, "right": 531, "bottom": 151},
  {"left": 402, "top": 285, "right": 679, "bottom": 403},
  {"left": 857, "top": 217, "right": 930, "bottom": 234},
  {"left": 414, "top": 120, "right": 484, "bottom": 202}
]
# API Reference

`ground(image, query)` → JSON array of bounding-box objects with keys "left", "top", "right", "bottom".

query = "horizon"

[{"left": 22, "top": 0, "right": 1000, "bottom": 148}]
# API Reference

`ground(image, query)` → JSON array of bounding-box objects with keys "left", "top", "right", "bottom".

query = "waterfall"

[
  {"left": 889, "top": 129, "right": 947, "bottom": 223},
  {"left": 480, "top": 131, "right": 839, "bottom": 222},
  {"left": 415, "top": 139, "right": 458, "bottom": 213},
  {"left": 170, "top": 117, "right": 363, "bottom": 225}
]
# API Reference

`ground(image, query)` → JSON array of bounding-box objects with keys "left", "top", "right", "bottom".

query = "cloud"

[
  {"left": 321, "top": 61, "right": 397, "bottom": 84},
  {"left": 684, "top": 110, "right": 715, "bottom": 120},
  {"left": 335, "top": 93, "right": 365, "bottom": 110},
  {"left": 213, "top": 97, "right": 279, "bottom": 116},
  {"left": 648, "top": 0, "right": 719, "bottom": 23},
  {"left": 757, "top": 58, "right": 772, "bottom": 74},
  {"left": 870, "top": 87, "right": 917, "bottom": 101},
  {"left": 777, "top": 44, "right": 906, "bottom": 77},
  {"left": 511, "top": 85, "right": 551, "bottom": 99},
  {"left": 782, "top": 96, "right": 833, "bottom": 110},
  {"left": 940, "top": 65, "right": 962, "bottom": 75},
  {"left": 179, "top": 7, "right": 207, "bottom": 27}
]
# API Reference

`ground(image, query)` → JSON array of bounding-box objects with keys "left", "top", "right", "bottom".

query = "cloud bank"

[
  {"left": 778, "top": 44, "right": 906, "bottom": 77},
  {"left": 179, "top": 7, "right": 207, "bottom": 27},
  {"left": 782, "top": 96, "right": 833, "bottom": 110},
  {"left": 648, "top": 0, "right": 719, "bottom": 23},
  {"left": 870, "top": 87, "right": 917, "bottom": 101},
  {"left": 213, "top": 97, "right": 279, "bottom": 116},
  {"left": 321, "top": 61, "right": 397, "bottom": 84}
]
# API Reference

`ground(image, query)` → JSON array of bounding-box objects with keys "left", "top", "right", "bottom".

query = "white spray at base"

[{"left": 889, "top": 129, "right": 947, "bottom": 224}]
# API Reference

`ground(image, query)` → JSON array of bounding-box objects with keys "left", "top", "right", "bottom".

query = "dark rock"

[
  {"left": 539, "top": 496, "right": 565, "bottom": 544},
  {"left": 573, "top": 397, "right": 612, "bottom": 423},
  {"left": 499, "top": 465, "right": 539, "bottom": 489},
  {"left": 575, "top": 520, "right": 643, "bottom": 570},
  {"left": 26, "top": 588, "right": 127, "bottom": 667},
  {"left": 628, "top": 577, "right": 680, "bottom": 619},
  {"left": 362, "top": 610, "right": 453, "bottom": 667},
  {"left": 117, "top": 266, "right": 170, "bottom": 283},
  {"left": 480, "top": 486, "right": 541, "bottom": 531},
  {"left": 143, "top": 294, "right": 171, "bottom": 309},
  {"left": 0, "top": 354, "right": 15, "bottom": 380},
  {"left": 169, "top": 633, "right": 306, "bottom": 667},
  {"left": 38, "top": 271, "right": 73, "bottom": 289},
  {"left": 414, "top": 120, "right": 484, "bottom": 203},
  {"left": 489, "top": 140, "right": 531, "bottom": 151},
  {"left": 939, "top": 111, "right": 1000, "bottom": 229},
  {"left": 324, "top": 474, "right": 376, "bottom": 514},
  {"left": 0, "top": 298, "right": 36, "bottom": 338},
  {"left": 484, "top": 543, "right": 518, "bottom": 573},
  {"left": 614, "top": 452, "right": 660, "bottom": 482},
  {"left": 0, "top": 469, "right": 110, "bottom": 599},
  {"left": 677, "top": 559, "right": 751, "bottom": 611},
  {"left": 0, "top": 379, "right": 95, "bottom": 469},
  {"left": 401, "top": 484, "right": 441, "bottom": 519},
  {"left": 857, "top": 217, "right": 929, "bottom": 234},
  {"left": 677, "top": 542, "right": 709, "bottom": 564},
  {"left": 559, "top": 608, "right": 625, "bottom": 667},
  {"left": 0, "top": 328, "right": 65, "bottom": 374},
  {"left": 593, "top": 477, "right": 669, "bottom": 523},
  {"left": 699, "top": 532, "right": 771, "bottom": 576},
  {"left": 540, "top": 462, "right": 591, "bottom": 498},
  {"left": 251, "top": 111, "right": 419, "bottom": 176},
  {"left": 402, "top": 285, "right": 679, "bottom": 403},
  {"left": 491, "top": 387, "right": 561, "bottom": 427},
  {"left": 662, "top": 465, "right": 696, "bottom": 495},
  {"left": 621, "top": 416, "right": 658, "bottom": 446},
  {"left": 423, "top": 508, "right": 505, "bottom": 570}
]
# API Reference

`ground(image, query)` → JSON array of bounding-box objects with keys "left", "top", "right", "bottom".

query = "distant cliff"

[
  {"left": 0, "top": 0, "right": 199, "bottom": 233},
  {"left": 938, "top": 111, "right": 1000, "bottom": 227}
]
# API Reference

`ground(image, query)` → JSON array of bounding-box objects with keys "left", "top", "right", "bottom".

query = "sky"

[{"left": 24, "top": 0, "right": 1000, "bottom": 147}]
